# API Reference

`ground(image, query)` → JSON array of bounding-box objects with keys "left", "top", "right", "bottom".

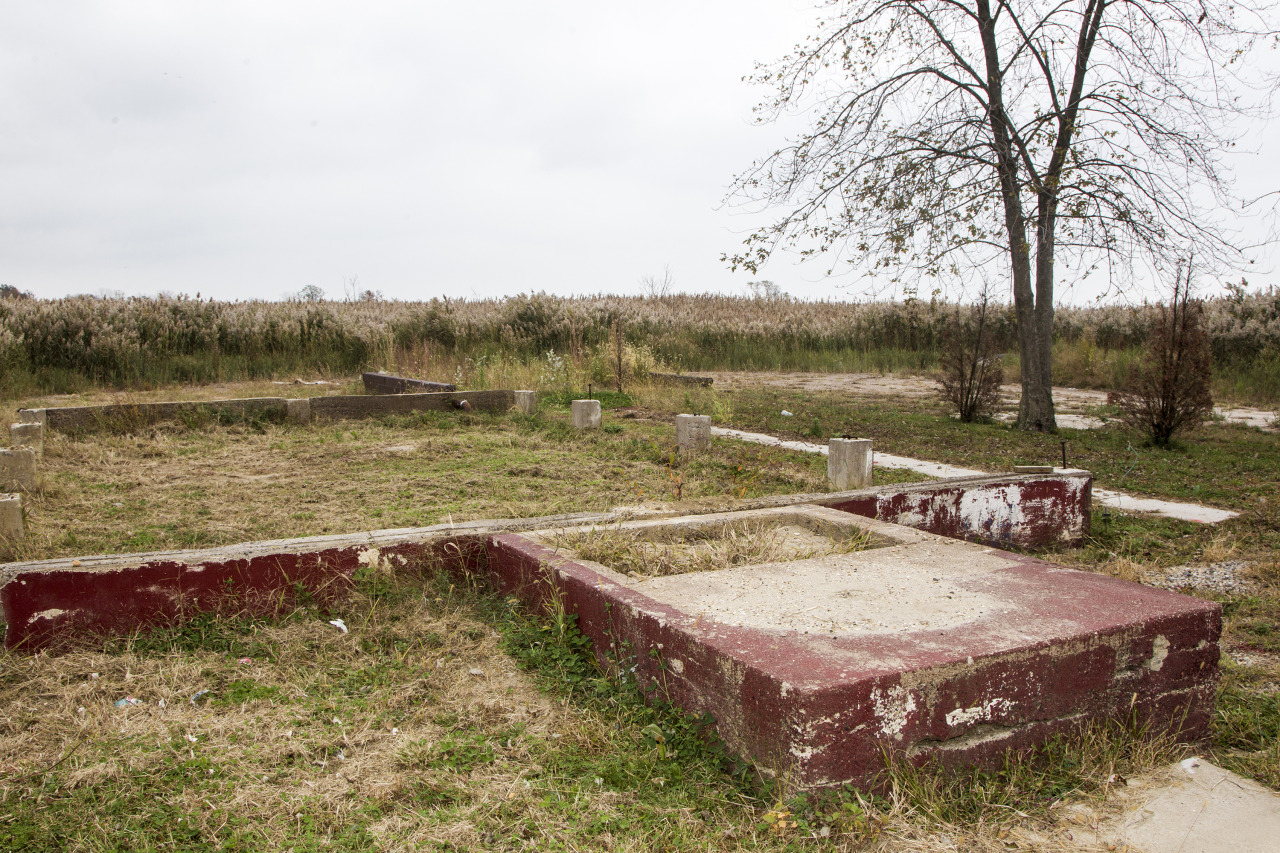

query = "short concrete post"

[
  {"left": 0, "top": 447, "right": 36, "bottom": 492},
  {"left": 10, "top": 422, "right": 43, "bottom": 459},
  {"left": 17, "top": 408, "right": 46, "bottom": 426},
  {"left": 571, "top": 399, "right": 602, "bottom": 430},
  {"left": 0, "top": 493, "right": 23, "bottom": 541},
  {"left": 675, "top": 414, "right": 711, "bottom": 453},
  {"left": 285, "top": 398, "right": 311, "bottom": 424},
  {"left": 514, "top": 390, "right": 537, "bottom": 415},
  {"left": 828, "top": 438, "right": 872, "bottom": 491}
]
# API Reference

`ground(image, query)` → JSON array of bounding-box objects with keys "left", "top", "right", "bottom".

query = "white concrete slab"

[{"left": 1105, "top": 758, "right": 1280, "bottom": 853}]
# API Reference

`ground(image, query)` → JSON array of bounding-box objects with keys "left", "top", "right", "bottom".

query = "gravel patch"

[{"left": 1147, "top": 560, "right": 1253, "bottom": 595}]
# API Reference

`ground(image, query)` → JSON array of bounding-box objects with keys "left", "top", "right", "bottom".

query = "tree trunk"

[{"left": 1015, "top": 303, "right": 1057, "bottom": 431}]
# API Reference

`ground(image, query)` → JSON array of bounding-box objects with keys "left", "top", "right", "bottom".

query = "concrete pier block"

[
  {"left": 675, "top": 414, "right": 711, "bottom": 453},
  {"left": 0, "top": 493, "right": 22, "bottom": 541},
  {"left": 10, "top": 422, "right": 43, "bottom": 459},
  {"left": 0, "top": 448, "right": 36, "bottom": 492},
  {"left": 828, "top": 438, "right": 872, "bottom": 491},
  {"left": 17, "top": 409, "right": 46, "bottom": 426},
  {"left": 514, "top": 390, "right": 537, "bottom": 415},
  {"left": 571, "top": 399, "right": 602, "bottom": 430},
  {"left": 285, "top": 398, "right": 311, "bottom": 424}
]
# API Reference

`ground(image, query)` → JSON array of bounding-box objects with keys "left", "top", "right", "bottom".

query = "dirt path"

[{"left": 700, "top": 371, "right": 1276, "bottom": 431}]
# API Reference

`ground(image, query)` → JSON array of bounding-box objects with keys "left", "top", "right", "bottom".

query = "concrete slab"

[
  {"left": 487, "top": 506, "right": 1221, "bottom": 789},
  {"left": 1104, "top": 758, "right": 1280, "bottom": 853}
]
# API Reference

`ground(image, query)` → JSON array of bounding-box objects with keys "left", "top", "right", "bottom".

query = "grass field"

[{"left": 1, "top": 375, "right": 1277, "bottom": 851}]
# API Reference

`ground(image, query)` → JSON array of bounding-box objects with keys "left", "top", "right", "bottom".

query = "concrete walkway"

[
  {"left": 710, "top": 427, "right": 1239, "bottom": 524},
  {"left": 1100, "top": 758, "right": 1280, "bottom": 853}
]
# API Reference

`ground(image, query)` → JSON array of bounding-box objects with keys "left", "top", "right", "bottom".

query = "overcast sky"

[{"left": 2, "top": 1, "right": 1276, "bottom": 305}]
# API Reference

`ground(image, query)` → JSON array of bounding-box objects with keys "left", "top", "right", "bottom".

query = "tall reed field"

[{"left": 2, "top": 288, "right": 1277, "bottom": 403}]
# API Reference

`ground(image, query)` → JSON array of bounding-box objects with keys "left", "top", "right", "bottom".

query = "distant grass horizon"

[{"left": 2, "top": 289, "right": 1277, "bottom": 404}]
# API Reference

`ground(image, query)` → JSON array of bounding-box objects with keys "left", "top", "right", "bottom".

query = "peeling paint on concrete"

[
  {"left": 1149, "top": 635, "right": 1170, "bottom": 671},
  {"left": 946, "top": 697, "right": 1013, "bottom": 728},
  {"left": 872, "top": 684, "right": 918, "bottom": 739},
  {"left": 31, "top": 608, "right": 68, "bottom": 621}
]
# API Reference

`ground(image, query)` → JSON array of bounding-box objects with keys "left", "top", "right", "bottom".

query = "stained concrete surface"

[
  {"left": 633, "top": 540, "right": 1010, "bottom": 636},
  {"left": 1100, "top": 758, "right": 1280, "bottom": 853}
]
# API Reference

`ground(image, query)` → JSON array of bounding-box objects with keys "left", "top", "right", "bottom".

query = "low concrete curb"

[
  {"left": 362, "top": 372, "right": 457, "bottom": 394},
  {"left": 21, "top": 390, "right": 518, "bottom": 433}
]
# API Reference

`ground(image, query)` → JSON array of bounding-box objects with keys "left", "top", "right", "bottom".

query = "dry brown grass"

[
  {"left": 550, "top": 520, "right": 877, "bottom": 579},
  {"left": 1, "top": 405, "right": 838, "bottom": 564}
]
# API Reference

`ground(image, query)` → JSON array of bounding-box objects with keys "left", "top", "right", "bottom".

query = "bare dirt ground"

[{"left": 699, "top": 370, "right": 1278, "bottom": 431}]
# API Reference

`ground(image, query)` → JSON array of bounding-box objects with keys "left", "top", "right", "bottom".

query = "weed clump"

[
  {"left": 935, "top": 292, "right": 1005, "bottom": 422},
  {"left": 1111, "top": 265, "right": 1214, "bottom": 447}
]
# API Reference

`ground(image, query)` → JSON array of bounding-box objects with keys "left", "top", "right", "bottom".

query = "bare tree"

[
  {"left": 727, "top": 0, "right": 1275, "bottom": 432},
  {"left": 639, "top": 265, "right": 675, "bottom": 299}
]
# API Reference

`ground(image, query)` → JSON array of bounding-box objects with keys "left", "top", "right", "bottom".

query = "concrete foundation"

[
  {"left": 514, "top": 390, "right": 537, "bottom": 415},
  {"left": 285, "top": 398, "right": 311, "bottom": 424},
  {"left": 828, "top": 438, "right": 872, "bottom": 491},
  {"left": 362, "top": 371, "right": 457, "bottom": 394},
  {"left": 649, "top": 372, "right": 714, "bottom": 387},
  {"left": 489, "top": 506, "right": 1220, "bottom": 789},
  {"left": 1, "top": 471, "right": 1093, "bottom": 650},
  {"left": 0, "top": 448, "right": 36, "bottom": 492},
  {"left": 675, "top": 414, "right": 711, "bottom": 453},
  {"left": 30, "top": 391, "right": 518, "bottom": 433},
  {"left": 10, "top": 422, "right": 43, "bottom": 459},
  {"left": 0, "top": 494, "right": 22, "bottom": 541},
  {"left": 571, "top": 399, "right": 602, "bottom": 430}
]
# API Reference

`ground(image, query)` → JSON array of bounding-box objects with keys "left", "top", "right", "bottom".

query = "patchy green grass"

[
  {"left": 0, "top": 566, "right": 1203, "bottom": 852},
  {"left": 716, "top": 386, "right": 1279, "bottom": 513},
  {"left": 3, "top": 401, "right": 923, "bottom": 563}
]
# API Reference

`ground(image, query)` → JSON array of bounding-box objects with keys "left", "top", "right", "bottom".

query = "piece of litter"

[
  {"left": 72, "top": 560, "right": 81, "bottom": 567},
  {"left": 190, "top": 690, "right": 211, "bottom": 705},
  {"left": 391, "top": 727, "right": 399, "bottom": 735},
  {"left": 158, "top": 698, "right": 166, "bottom": 709},
  {"left": 328, "top": 619, "right": 348, "bottom": 634},
  {"left": 237, "top": 657, "right": 252, "bottom": 665},
  {"left": 332, "top": 717, "right": 342, "bottom": 725},
  {"left": 1180, "top": 757, "right": 1201, "bottom": 774},
  {"left": 89, "top": 673, "right": 99, "bottom": 679},
  {"left": 780, "top": 410, "right": 793, "bottom": 416},
  {"left": 285, "top": 730, "right": 293, "bottom": 739},
  {"left": 468, "top": 668, "right": 485, "bottom": 677},
  {"left": 185, "top": 733, "right": 198, "bottom": 743},
  {"left": 76, "top": 706, "right": 85, "bottom": 715},
  {"left": 114, "top": 697, "right": 140, "bottom": 708},
  {"left": 337, "top": 750, "right": 346, "bottom": 761}
]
